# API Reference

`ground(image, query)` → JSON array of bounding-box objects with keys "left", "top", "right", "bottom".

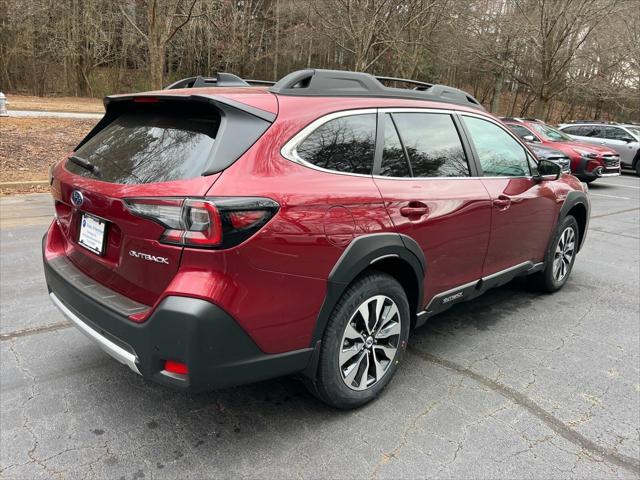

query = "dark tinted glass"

[
  {"left": 583, "top": 126, "right": 604, "bottom": 137},
  {"left": 605, "top": 127, "right": 628, "bottom": 140},
  {"left": 297, "top": 114, "right": 376, "bottom": 174},
  {"left": 561, "top": 126, "right": 581, "bottom": 135},
  {"left": 463, "top": 116, "right": 530, "bottom": 177},
  {"left": 509, "top": 124, "right": 536, "bottom": 140},
  {"left": 380, "top": 114, "right": 411, "bottom": 177},
  {"left": 69, "top": 110, "right": 220, "bottom": 184},
  {"left": 392, "top": 113, "right": 469, "bottom": 177}
]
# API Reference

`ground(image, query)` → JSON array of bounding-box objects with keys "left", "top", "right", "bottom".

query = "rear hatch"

[{"left": 50, "top": 93, "right": 276, "bottom": 307}]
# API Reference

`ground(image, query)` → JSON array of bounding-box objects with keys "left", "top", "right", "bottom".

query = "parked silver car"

[{"left": 558, "top": 123, "right": 640, "bottom": 175}]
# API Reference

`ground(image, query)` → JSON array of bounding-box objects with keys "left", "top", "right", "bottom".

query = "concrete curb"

[{"left": 1, "top": 180, "right": 49, "bottom": 190}]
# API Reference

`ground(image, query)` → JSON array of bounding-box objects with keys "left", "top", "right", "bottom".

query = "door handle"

[
  {"left": 492, "top": 195, "right": 511, "bottom": 210},
  {"left": 400, "top": 202, "right": 429, "bottom": 218}
]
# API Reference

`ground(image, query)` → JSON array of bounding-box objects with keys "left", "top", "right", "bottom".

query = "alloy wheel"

[
  {"left": 339, "top": 295, "right": 401, "bottom": 391},
  {"left": 553, "top": 227, "right": 576, "bottom": 282}
]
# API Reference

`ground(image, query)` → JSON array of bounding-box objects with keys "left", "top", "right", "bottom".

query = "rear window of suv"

[{"left": 68, "top": 106, "right": 221, "bottom": 184}]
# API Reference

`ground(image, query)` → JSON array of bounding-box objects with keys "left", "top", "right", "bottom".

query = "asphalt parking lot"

[{"left": 1, "top": 174, "right": 639, "bottom": 479}]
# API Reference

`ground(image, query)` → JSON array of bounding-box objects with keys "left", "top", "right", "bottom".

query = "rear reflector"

[{"left": 164, "top": 360, "right": 188, "bottom": 375}]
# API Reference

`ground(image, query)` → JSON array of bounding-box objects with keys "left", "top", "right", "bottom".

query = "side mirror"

[
  {"left": 536, "top": 159, "right": 561, "bottom": 181},
  {"left": 523, "top": 135, "right": 536, "bottom": 142}
]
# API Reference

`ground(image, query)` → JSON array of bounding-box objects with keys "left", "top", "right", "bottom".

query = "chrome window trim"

[
  {"left": 280, "top": 108, "right": 377, "bottom": 178},
  {"left": 280, "top": 106, "right": 539, "bottom": 181}
]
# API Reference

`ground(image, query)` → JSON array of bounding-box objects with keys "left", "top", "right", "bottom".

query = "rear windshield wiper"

[{"left": 68, "top": 155, "right": 101, "bottom": 177}]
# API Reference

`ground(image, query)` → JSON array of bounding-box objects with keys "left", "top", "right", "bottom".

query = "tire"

[
  {"left": 635, "top": 159, "right": 640, "bottom": 177},
  {"left": 584, "top": 177, "right": 597, "bottom": 184},
  {"left": 307, "top": 272, "right": 410, "bottom": 409},
  {"left": 529, "top": 215, "right": 580, "bottom": 293}
]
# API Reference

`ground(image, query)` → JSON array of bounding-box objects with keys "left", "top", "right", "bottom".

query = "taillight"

[{"left": 124, "top": 197, "right": 279, "bottom": 249}]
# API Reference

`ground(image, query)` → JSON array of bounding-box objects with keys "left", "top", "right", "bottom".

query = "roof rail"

[
  {"left": 520, "top": 117, "right": 544, "bottom": 122},
  {"left": 268, "top": 69, "right": 484, "bottom": 110},
  {"left": 165, "top": 74, "right": 275, "bottom": 90}
]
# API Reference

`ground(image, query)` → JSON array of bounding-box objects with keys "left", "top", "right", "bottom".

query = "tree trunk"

[
  {"left": 148, "top": 41, "right": 165, "bottom": 90},
  {"left": 489, "top": 70, "right": 504, "bottom": 114}
]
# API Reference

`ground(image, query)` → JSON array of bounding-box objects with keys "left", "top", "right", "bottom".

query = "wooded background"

[{"left": 1, "top": 0, "right": 638, "bottom": 122}]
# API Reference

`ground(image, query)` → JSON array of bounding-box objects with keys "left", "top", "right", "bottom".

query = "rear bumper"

[{"left": 43, "top": 236, "right": 314, "bottom": 392}]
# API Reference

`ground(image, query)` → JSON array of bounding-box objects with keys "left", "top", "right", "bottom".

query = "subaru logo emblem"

[{"left": 71, "top": 190, "right": 84, "bottom": 207}]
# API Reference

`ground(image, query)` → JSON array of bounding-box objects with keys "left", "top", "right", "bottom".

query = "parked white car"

[{"left": 558, "top": 123, "right": 640, "bottom": 175}]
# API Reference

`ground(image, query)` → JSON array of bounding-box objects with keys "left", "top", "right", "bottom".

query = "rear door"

[
  {"left": 372, "top": 109, "right": 492, "bottom": 308},
  {"left": 460, "top": 114, "right": 558, "bottom": 276}
]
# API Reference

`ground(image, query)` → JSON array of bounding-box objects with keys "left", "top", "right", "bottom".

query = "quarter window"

[
  {"left": 392, "top": 113, "right": 469, "bottom": 177},
  {"left": 463, "top": 116, "right": 531, "bottom": 177},
  {"left": 296, "top": 114, "right": 376, "bottom": 175},
  {"left": 380, "top": 114, "right": 411, "bottom": 177}
]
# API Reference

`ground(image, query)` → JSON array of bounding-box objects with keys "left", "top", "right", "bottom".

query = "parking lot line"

[
  {"left": 589, "top": 193, "right": 632, "bottom": 200},
  {"left": 597, "top": 182, "right": 640, "bottom": 190}
]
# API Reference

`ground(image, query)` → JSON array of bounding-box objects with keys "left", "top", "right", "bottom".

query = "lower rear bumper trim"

[{"left": 49, "top": 292, "right": 141, "bottom": 375}]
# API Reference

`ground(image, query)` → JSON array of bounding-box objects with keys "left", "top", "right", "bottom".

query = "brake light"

[
  {"left": 124, "top": 197, "right": 278, "bottom": 249},
  {"left": 133, "top": 97, "right": 159, "bottom": 103}
]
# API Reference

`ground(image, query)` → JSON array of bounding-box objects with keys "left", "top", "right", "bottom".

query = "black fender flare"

[
  {"left": 552, "top": 190, "right": 590, "bottom": 256},
  {"left": 310, "top": 233, "right": 425, "bottom": 348}
]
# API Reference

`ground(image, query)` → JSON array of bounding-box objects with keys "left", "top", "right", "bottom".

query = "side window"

[
  {"left": 583, "top": 126, "right": 603, "bottom": 137},
  {"left": 509, "top": 124, "right": 537, "bottom": 141},
  {"left": 606, "top": 127, "right": 628, "bottom": 140},
  {"left": 380, "top": 114, "right": 411, "bottom": 177},
  {"left": 463, "top": 116, "right": 531, "bottom": 177},
  {"left": 296, "top": 114, "right": 376, "bottom": 175},
  {"left": 392, "top": 113, "right": 470, "bottom": 177},
  {"left": 562, "top": 126, "right": 581, "bottom": 135}
]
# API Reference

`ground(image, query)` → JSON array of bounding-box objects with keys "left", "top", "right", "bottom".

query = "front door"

[{"left": 460, "top": 115, "right": 558, "bottom": 275}]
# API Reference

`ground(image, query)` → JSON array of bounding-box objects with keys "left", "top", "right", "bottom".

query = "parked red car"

[
  {"left": 43, "top": 70, "right": 590, "bottom": 409},
  {"left": 501, "top": 117, "right": 620, "bottom": 182}
]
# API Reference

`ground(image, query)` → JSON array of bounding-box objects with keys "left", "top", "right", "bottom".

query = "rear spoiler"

[{"left": 74, "top": 94, "right": 276, "bottom": 176}]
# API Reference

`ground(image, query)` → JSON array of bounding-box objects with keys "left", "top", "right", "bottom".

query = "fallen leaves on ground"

[{"left": 0, "top": 117, "right": 96, "bottom": 193}]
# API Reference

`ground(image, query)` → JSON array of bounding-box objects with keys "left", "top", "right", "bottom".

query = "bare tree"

[{"left": 120, "top": 0, "right": 198, "bottom": 89}]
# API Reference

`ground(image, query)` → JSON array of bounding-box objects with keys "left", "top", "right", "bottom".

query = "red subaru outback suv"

[
  {"left": 43, "top": 70, "right": 590, "bottom": 409},
  {"left": 501, "top": 117, "right": 621, "bottom": 183}
]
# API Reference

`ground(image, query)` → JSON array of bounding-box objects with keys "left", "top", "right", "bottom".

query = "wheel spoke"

[
  {"left": 371, "top": 349, "right": 384, "bottom": 383},
  {"left": 339, "top": 342, "right": 363, "bottom": 366},
  {"left": 358, "top": 303, "right": 372, "bottom": 334},
  {"left": 370, "top": 296, "right": 385, "bottom": 334},
  {"left": 376, "top": 320, "right": 400, "bottom": 339},
  {"left": 357, "top": 352, "right": 370, "bottom": 389},
  {"left": 343, "top": 351, "right": 367, "bottom": 387},
  {"left": 374, "top": 343, "right": 396, "bottom": 360},
  {"left": 343, "top": 322, "right": 362, "bottom": 341}
]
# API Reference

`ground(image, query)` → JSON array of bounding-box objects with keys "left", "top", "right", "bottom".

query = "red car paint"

[
  {"left": 501, "top": 118, "right": 618, "bottom": 174},
  {"left": 44, "top": 86, "right": 587, "bottom": 358}
]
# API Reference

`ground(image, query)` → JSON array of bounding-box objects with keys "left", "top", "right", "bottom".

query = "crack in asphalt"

[
  {"left": 0, "top": 321, "right": 72, "bottom": 341},
  {"left": 407, "top": 346, "right": 640, "bottom": 476},
  {"left": 590, "top": 207, "right": 640, "bottom": 219},
  {"left": 369, "top": 399, "right": 440, "bottom": 480}
]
